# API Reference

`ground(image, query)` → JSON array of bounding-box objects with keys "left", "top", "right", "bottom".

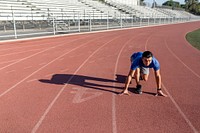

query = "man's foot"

[
  {"left": 155, "top": 90, "right": 167, "bottom": 97},
  {"left": 135, "top": 84, "right": 142, "bottom": 94}
]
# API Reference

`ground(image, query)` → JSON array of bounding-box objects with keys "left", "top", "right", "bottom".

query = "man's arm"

[
  {"left": 154, "top": 70, "right": 161, "bottom": 89},
  {"left": 154, "top": 70, "right": 167, "bottom": 97},
  {"left": 120, "top": 69, "right": 135, "bottom": 95}
]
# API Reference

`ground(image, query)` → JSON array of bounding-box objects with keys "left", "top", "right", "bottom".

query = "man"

[{"left": 120, "top": 51, "right": 167, "bottom": 97}]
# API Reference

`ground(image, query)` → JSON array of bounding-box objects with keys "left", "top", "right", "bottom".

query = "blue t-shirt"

[{"left": 130, "top": 52, "right": 160, "bottom": 71}]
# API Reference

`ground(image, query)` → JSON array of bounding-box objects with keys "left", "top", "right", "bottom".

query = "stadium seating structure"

[{"left": 0, "top": 0, "right": 199, "bottom": 39}]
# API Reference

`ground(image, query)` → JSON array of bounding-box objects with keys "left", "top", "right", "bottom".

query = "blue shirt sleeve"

[
  {"left": 152, "top": 58, "right": 160, "bottom": 71},
  {"left": 131, "top": 52, "right": 143, "bottom": 61},
  {"left": 130, "top": 57, "right": 140, "bottom": 70}
]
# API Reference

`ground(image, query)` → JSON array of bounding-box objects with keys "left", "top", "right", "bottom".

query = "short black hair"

[{"left": 142, "top": 51, "right": 153, "bottom": 58}]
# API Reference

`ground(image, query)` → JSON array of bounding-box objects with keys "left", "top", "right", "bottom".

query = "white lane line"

[
  {"left": 0, "top": 35, "right": 89, "bottom": 71},
  {"left": 0, "top": 48, "right": 45, "bottom": 57},
  {"left": 60, "top": 68, "right": 69, "bottom": 73},
  {"left": 146, "top": 36, "right": 198, "bottom": 133},
  {"left": 0, "top": 47, "right": 55, "bottom": 71},
  {"left": 112, "top": 44, "right": 127, "bottom": 133},
  {"left": 165, "top": 39, "right": 200, "bottom": 79},
  {"left": 112, "top": 33, "right": 141, "bottom": 133},
  {"left": 0, "top": 35, "right": 103, "bottom": 98},
  {"left": 144, "top": 34, "right": 153, "bottom": 51},
  {"left": 26, "top": 79, "right": 38, "bottom": 83},
  {"left": 163, "top": 39, "right": 199, "bottom": 133},
  {"left": 0, "top": 48, "right": 44, "bottom": 57},
  {"left": 145, "top": 33, "right": 199, "bottom": 133},
  {"left": 31, "top": 35, "right": 122, "bottom": 133},
  {"left": 6, "top": 70, "right": 16, "bottom": 74},
  {"left": 0, "top": 42, "right": 55, "bottom": 52},
  {"left": 162, "top": 83, "right": 199, "bottom": 133},
  {"left": 0, "top": 59, "right": 20, "bottom": 65}
]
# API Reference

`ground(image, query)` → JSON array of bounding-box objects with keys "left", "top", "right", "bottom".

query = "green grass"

[{"left": 186, "top": 29, "right": 200, "bottom": 50}]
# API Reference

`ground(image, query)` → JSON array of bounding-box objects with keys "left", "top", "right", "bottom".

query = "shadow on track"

[
  {"left": 39, "top": 74, "right": 156, "bottom": 95},
  {"left": 39, "top": 74, "right": 127, "bottom": 94}
]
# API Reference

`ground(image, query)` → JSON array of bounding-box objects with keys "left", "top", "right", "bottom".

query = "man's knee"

[
  {"left": 142, "top": 74, "right": 148, "bottom": 81},
  {"left": 133, "top": 68, "right": 139, "bottom": 76}
]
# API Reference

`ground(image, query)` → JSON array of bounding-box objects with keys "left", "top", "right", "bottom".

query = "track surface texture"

[{"left": 0, "top": 21, "right": 200, "bottom": 133}]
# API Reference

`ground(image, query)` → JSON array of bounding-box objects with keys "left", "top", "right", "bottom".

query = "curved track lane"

[{"left": 0, "top": 21, "right": 200, "bottom": 133}]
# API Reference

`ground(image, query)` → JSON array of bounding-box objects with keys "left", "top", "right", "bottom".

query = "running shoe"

[{"left": 135, "top": 84, "right": 142, "bottom": 94}]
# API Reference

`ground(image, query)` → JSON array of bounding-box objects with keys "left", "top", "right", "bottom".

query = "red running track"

[{"left": 0, "top": 21, "right": 200, "bottom": 133}]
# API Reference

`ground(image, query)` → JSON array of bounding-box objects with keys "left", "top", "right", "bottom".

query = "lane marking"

[
  {"left": 0, "top": 59, "right": 20, "bottom": 65},
  {"left": 0, "top": 34, "right": 108, "bottom": 98},
  {"left": 146, "top": 35, "right": 198, "bottom": 133},
  {"left": 0, "top": 47, "right": 58, "bottom": 71},
  {"left": 71, "top": 88, "right": 102, "bottom": 104},
  {"left": 165, "top": 39, "right": 200, "bottom": 79},
  {"left": 0, "top": 35, "right": 89, "bottom": 71},
  {"left": 26, "top": 79, "right": 38, "bottom": 83},
  {"left": 0, "top": 48, "right": 45, "bottom": 57},
  {"left": 60, "top": 68, "right": 69, "bottom": 73},
  {"left": 112, "top": 33, "right": 142, "bottom": 133},
  {"left": 31, "top": 34, "right": 122, "bottom": 133},
  {"left": 0, "top": 42, "right": 56, "bottom": 52},
  {"left": 6, "top": 70, "right": 16, "bottom": 74},
  {"left": 163, "top": 39, "right": 199, "bottom": 133},
  {"left": 144, "top": 34, "right": 153, "bottom": 51},
  {"left": 162, "top": 83, "right": 199, "bottom": 133}
]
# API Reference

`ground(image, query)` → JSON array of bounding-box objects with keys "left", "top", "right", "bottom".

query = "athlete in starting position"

[{"left": 120, "top": 51, "right": 167, "bottom": 97}]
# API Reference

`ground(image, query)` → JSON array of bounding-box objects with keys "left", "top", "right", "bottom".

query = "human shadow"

[
  {"left": 39, "top": 74, "right": 127, "bottom": 94},
  {"left": 128, "top": 88, "right": 156, "bottom": 95},
  {"left": 142, "top": 91, "right": 157, "bottom": 96}
]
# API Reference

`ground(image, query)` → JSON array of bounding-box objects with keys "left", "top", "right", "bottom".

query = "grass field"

[{"left": 186, "top": 28, "right": 200, "bottom": 50}]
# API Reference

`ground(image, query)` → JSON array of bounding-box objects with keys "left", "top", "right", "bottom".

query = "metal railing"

[{"left": 0, "top": 11, "right": 199, "bottom": 40}]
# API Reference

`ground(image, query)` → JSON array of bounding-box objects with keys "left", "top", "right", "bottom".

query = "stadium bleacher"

[
  {"left": 0, "top": 0, "right": 199, "bottom": 39},
  {"left": 1, "top": 0, "right": 197, "bottom": 21}
]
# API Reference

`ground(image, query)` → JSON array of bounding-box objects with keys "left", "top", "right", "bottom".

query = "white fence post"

[
  {"left": 120, "top": 12, "right": 122, "bottom": 28},
  {"left": 78, "top": 12, "right": 80, "bottom": 32},
  {"left": 12, "top": 10, "right": 17, "bottom": 39},
  {"left": 53, "top": 13, "right": 56, "bottom": 35},
  {"left": 107, "top": 11, "right": 109, "bottom": 30}
]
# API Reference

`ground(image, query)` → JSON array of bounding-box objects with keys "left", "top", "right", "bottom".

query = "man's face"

[{"left": 142, "top": 57, "right": 152, "bottom": 66}]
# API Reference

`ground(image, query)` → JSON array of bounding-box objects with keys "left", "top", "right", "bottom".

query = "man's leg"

[
  {"left": 140, "top": 67, "right": 149, "bottom": 81},
  {"left": 134, "top": 68, "right": 142, "bottom": 94},
  {"left": 134, "top": 67, "right": 150, "bottom": 94}
]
